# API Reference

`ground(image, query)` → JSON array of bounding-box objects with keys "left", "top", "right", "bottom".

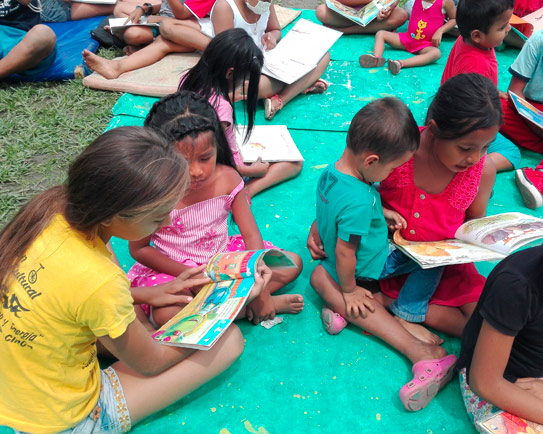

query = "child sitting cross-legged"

[{"left": 359, "top": 0, "right": 457, "bottom": 75}]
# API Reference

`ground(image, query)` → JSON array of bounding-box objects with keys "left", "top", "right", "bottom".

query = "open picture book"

[
  {"left": 324, "top": 0, "right": 396, "bottom": 27},
  {"left": 262, "top": 19, "right": 342, "bottom": 84},
  {"left": 152, "top": 249, "right": 298, "bottom": 350},
  {"left": 478, "top": 410, "right": 543, "bottom": 434},
  {"left": 393, "top": 212, "right": 543, "bottom": 269},
  {"left": 108, "top": 17, "right": 159, "bottom": 35},
  {"left": 235, "top": 125, "right": 304, "bottom": 163},
  {"left": 509, "top": 91, "right": 543, "bottom": 131}
]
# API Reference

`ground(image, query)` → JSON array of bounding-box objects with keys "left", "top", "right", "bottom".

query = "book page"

[
  {"left": 393, "top": 237, "right": 505, "bottom": 269},
  {"left": 205, "top": 249, "right": 297, "bottom": 282},
  {"left": 509, "top": 91, "right": 543, "bottom": 131},
  {"left": 236, "top": 125, "right": 304, "bottom": 162},
  {"left": 478, "top": 410, "right": 543, "bottom": 434},
  {"left": 108, "top": 17, "right": 159, "bottom": 33},
  {"left": 455, "top": 212, "right": 543, "bottom": 255},
  {"left": 152, "top": 277, "right": 253, "bottom": 350},
  {"left": 520, "top": 6, "right": 543, "bottom": 33},
  {"left": 325, "top": 0, "right": 396, "bottom": 26},
  {"left": 261, "top": 19, "right": 342, "bottom": 84}
]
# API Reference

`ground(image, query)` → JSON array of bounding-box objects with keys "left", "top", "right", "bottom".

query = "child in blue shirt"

[{"left": 314, "top": 98, "right": 444, "bottom": 331}]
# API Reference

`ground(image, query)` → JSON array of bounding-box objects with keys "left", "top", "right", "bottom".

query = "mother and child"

[
  {"left": 82, "top": 0, "right": 330, "bottom": 121},
  {"left": 0, "top": 87, "right": 304, "bottom": 432},
  {"left": 308, "top": 73, "right": 499, "bottom": 411}
]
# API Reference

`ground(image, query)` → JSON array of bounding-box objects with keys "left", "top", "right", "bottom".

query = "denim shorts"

[
  {"left": 14, "top": 367, "right": 131, "bottom": 434},
  {"left": 40, "top": 0, "right": 71, "bottom": 23}
]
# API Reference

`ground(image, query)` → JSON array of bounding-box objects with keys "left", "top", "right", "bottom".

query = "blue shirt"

[
  {"left": 509, "top": 30, "right": 543, "bottom": 103},
  {"left": 316, "top": 163, "right": 389, "bottom": 283}
]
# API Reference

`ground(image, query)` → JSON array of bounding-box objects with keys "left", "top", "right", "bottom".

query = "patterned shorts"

[
  {"left": 459, "top": 367, "right": 501, "bottom": 433},
  {"left": 15, "top": 367, "right": 131, "bottom": 434}
]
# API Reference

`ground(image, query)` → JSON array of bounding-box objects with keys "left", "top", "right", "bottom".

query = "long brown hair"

[{"left": 0, "top": 127, "right": 188, "bottom": 298}]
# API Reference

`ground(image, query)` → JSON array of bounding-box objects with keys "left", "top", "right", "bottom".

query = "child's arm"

[
  {"left": 465, "top": 157, "right": 496, "bottom": 220},
  {"left": 211, "top": 0, "right": 235, "bottom": 34},
  {"left": 307, "top": 220, "right": 327, "bottom": 259},
  {"left": 262, "top": 5, "right": 282, "bottom": 51},
  {"left": 470, "top": 320, "right": 543, "bottom": 424},
  {"left": 336, "top": 238, "right": 375, "bottom": 318},
  {"left": 383, "top": 207, "right": 406, "bottom": 231},
  {"left": 236, "top": 158, "right": 270, "bottom": 178},
  {"left": 431, "top": 0, "right": 456, "bottom": 48},
  {"left": 129, "top": 235, "right": 196, "bottom": 278},
  {"left": 166, "top": 0, "right": 193, "bottom": 19}
]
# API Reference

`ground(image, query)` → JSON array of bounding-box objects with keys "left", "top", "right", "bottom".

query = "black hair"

[
  {"left": 346, "top": 97, "right": 419, "bottom": 162},
  {"left": 426, "top": 73, "right": 502, "bottom": 139},
  {"left": 145, "top": 90, "right": 236, "bottom": 169},
  {"left": 0, "top": 127, "right": 188, "bottom": 298},
  {"left": 456, "top": 0, "right": 514, "bottom": 39},
  {"left": 178, "top": 28, "right": 264, "bottom": 143}
]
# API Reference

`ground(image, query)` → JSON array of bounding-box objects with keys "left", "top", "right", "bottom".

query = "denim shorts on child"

[
  {"left": 0, "top": 26, "right": 57, "bottom": 78},
  {"left": 13, "top": 367, "right": 131, "bottom": 434}
]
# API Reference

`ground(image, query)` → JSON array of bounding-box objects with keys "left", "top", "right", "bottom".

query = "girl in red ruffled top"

[{"left": 378, "top": 73, "right": 501, "bottom": 338}]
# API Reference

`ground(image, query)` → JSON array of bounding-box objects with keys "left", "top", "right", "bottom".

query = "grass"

[{"left": 0, "top": 48, "right": 123, "bottom": 226}]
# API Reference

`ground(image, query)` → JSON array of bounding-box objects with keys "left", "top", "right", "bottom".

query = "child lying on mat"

[{"left": 359, "top": 0, "right": 456, "bottom": 75}]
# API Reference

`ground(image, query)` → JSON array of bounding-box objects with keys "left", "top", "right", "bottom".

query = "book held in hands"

[{"left": 152, "top": 249, "right": 297, "bottom": 350}]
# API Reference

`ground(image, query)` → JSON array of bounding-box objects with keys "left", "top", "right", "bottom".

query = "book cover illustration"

[
  {"left": 152, "top": 249, "right": 296, "bottom": 349},
  {"left": 325, "top": 0, "right": 396, "bottom": 27},
  {"left": 479, "top": 410, "right": 543, "bottom": 434},
  {"left": 509, "top": 91, "right": 543, "bottom": 131},
  {"left": 236, "top": 125, "right": 304, "bottom": 163}
]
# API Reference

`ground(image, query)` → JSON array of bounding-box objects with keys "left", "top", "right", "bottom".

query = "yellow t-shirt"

[{"left": 0, "top": 214, "right": 136, "bottom": 434}]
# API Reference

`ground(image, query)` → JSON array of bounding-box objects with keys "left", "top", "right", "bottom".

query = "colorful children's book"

[
  {"left": 393, "top": 212, "right": 543, "bottom": 269},
  {"left": 235, "top": 125, "right": 304, "bottom": 163},
  {"left": 108, "top": 17, "right": 159, "bottom": 35},
  {"left": 324, "top": 0, "right": 396, "bottom": 27},
  {"left": 478, "top": 410, "right": 543, "bottom": 433},
  {"left": 261, "top": 19, "right": 342, "bottom": 85},
  {"left": 152, "top": 249, "right": 297, "bottom": 350},
  {"left": 509, "top": 91, "right": 543, "bottom": 131}
]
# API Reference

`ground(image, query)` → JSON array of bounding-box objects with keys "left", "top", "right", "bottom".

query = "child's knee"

[
  {"left": 315, "top": 4, "right": 329, "bottom": 22},
  {"left": 222, "top": 324, "right": 245, "bottom": 360}
]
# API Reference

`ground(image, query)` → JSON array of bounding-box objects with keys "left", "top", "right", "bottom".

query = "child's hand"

[
  {"left": 125, "top": 6, "right": 144, "bottom": 24},
  {"left": 383, "top": 207, "right": 407, "bottom": 231},
  {"left": 250, "top": 157, "right": 270, "bottom": 177},
  {"left": 432, "top": 30, "right": 443, "bottom": 47},
  {"left": 246, "top": 290, "right": 275, "bottom": 324},
  {"left": 342, "top": 286, "right": 375, "bottom": 318},
  {"left": 307, "top": 221, "right": 327, "bottom": 259},
  {"left": 261, "top": 32, "right": 277, "bottom": 51},
  {"left": 250, "top": 264, "right": 272, "bottom": 301},
  {"left": 377, "top": 7, "right": 392, "bottom": 20},
  {"left": 499, "top": 90, "right": 509, "bottom": 100}
]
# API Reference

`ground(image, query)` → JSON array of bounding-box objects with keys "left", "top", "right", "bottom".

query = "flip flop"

[
  {"left": 359, "top": 54, "right": 386, "bottom": 68},
  {"left": 387, "top": 59, "right": 402, "bottom": 75},
  {"left": 321, "top": 307, "right": 347, "bottom": 335},
  {"left": 399, "top": 354, "right": 457, "bottom": 411},
  {"left": 303, "top": 78, "right": 330, "bottom": 95},
  {"left": 264, "top": 94, "right": 283, "bottom": 120}
]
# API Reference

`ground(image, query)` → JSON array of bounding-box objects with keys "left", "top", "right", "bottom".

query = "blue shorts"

[
  {"left": 0, "top": 25, "right": 57, "bottom": 77},
  {"left": 14, "top": 367, "right": 132, "bottom": 434}
]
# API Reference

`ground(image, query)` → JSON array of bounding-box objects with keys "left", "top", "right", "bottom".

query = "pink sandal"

[
  {"left": 264, "top": 94, "right": 283, "bottom": 120},
  {"left": 303, "top": 78, "right": 329, "bottom": 95},
  {"left": 399, "top": 354, "right": 457, "bottom": 411},
  {"left": 321, "top": 307, "right": 347, "bottom": 335},
  {"left": 359, "top": 54, "right": 386, "bottom": 68}
]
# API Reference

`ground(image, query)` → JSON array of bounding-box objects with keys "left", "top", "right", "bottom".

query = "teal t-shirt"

[
  {"left": 510, "top": 30, "right": 543, "bottom": 102},
  {"left": 316, "top": 163, "right": 389, "bottom": 283}
]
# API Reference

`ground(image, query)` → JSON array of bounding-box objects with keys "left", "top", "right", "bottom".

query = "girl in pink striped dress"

[{"left": 128, "top": 91, "right": 304, "bottom": 327}]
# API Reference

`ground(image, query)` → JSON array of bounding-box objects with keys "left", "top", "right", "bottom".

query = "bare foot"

[
  {"left": 406, "top": 340, "right": 448, "bottom": 365},
  {"left": 82, "top": 49, "right": 123, "bottom": 79},
  {"left": 395, "top": 316, "right": 443, "bottom": 345},
  {"left": 272, "top": 294, "right": 304, "bottom": 314}
]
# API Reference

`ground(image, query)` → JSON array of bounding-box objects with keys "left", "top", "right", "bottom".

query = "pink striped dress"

[{"left": 128, "top": 179, "right": 273, "bottom": 287}]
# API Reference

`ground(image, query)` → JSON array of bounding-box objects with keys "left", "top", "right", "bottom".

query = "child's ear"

[
  {"left": 364, "top": 154, "right": 380, "bottom": 166},
  {"left": 470, "top": 29, "right": 483, "bottom": 44},
  {"left": 101, "top": 217, "right": 114, "bottom": 227},
  {"left": 427, "top": 119, "right": 439, "bottom": 135},
  {"left": 225, "top": 67, "right": 235, "bottom": 80}
]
